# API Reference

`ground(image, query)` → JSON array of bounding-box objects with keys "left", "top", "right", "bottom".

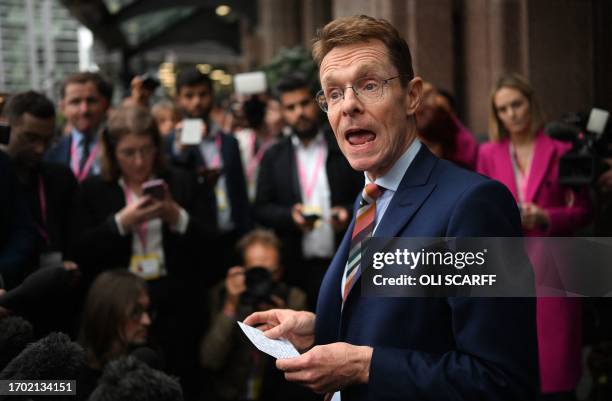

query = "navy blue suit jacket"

[
  {"left": 45, "top": 135, "right": 72, "bottom": 166},
  {"left": 315, "top": 145, "right": 538, "bottom": 401}
]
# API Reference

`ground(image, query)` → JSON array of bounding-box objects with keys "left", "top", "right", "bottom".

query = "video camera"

[{"left": 545, "top": 108, "right": 611, "bottom": 187}]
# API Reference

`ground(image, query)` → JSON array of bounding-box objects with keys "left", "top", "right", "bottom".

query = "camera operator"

[{"left": 199, "top": 229, "right": 312, "bottom": 401}]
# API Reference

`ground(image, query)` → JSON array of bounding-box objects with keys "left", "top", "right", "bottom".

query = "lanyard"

[
  {"left": 70, "top": 137, "right": 99, "bottom": 182},
  {"left": 122, "top": 186, "right": 149, "bottom": 253},
  {"left": 36, "top": 175, "right": 49, "bottom": 246},
  {"left": 246, "top": 132, "right": 273, "bottom": 180},
  {"left": 204, "top": 135, "right": 223, "bottom": 168},
  {"left": 296, "top": 142, "right": 326, "bottom": 202}
]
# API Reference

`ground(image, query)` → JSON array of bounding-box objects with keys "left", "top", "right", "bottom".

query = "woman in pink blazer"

[{"left": 477, "top": 74, "right": 590, "bottom": 401}]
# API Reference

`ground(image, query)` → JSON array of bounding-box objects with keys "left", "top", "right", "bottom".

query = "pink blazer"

[
  {"left": 477, "top": 130, "right": 590, "bottom": 393},
  {"left": 449, "top": 116, "right": 479, "bottom": 170}
]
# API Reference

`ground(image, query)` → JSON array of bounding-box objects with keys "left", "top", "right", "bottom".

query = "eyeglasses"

[
  {"left": 315, "top": 75, "right": 401, "bottom": 113},
  {"left": 129, "top": 304, "right": 155, "bottom": 322},
  {"left": 116, "top": 145, "right": 156, "bottom": 160}
]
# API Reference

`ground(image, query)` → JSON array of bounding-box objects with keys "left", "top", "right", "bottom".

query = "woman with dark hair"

[
  {"left": 72, "top": 106, "right": 210, "bottom": 398},
  {"left": 477, "top": 74, "right": 590, "bottom": 401},
  {"left": 77, "top": 269, "right": 152, "bottom": 400}
]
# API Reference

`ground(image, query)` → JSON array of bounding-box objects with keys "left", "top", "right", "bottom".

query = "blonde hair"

[{"left": 488, "top": 73, "right": 546, "bottom": 141}]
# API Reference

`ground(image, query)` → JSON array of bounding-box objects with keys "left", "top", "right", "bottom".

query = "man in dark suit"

[
  {"left": 164, "top": 67, "right": 249, "bottom": 285},
  {"left": 2, "top": 91, "right": 79, "bottom": 335},
  {"left": 3, "top": 91, "right": 78, "bottom": 279},
  {"left": 245, "top": 15, "right": 538, "bottom": 401},
  {"left": 254, "top": 74, "right": 362, "bottom": 309},
  {"left": 45, "top": 72, "right": 112, "bottom": 182}
]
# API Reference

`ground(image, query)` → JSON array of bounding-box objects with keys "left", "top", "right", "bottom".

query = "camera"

[
  {"left": 240, "top": 267, "right": 287, "bottom": 307},
  {"left": 545, "top": 108, "right": 611, "bottom": 187},
  {"left": 140, "top": 74, "right": 160, "bottom": 91}
]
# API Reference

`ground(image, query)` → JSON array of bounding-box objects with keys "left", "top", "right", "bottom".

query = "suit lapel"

[
  {"left": 524, "top": 133, "right": 554, "bottom": 203},
  {"left": 344, "top": 146, "right": 438, "bottom": 303},
  {"left": 288, "top": 140, "right": 303, "bottom": 202},
  {"left": 494, "top": 140, "right": 519, "bottom": 200}
]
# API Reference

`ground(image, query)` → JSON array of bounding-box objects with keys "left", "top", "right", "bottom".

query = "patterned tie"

[{"left": 342, "top": 183, "right": 385, "bottom": 302}]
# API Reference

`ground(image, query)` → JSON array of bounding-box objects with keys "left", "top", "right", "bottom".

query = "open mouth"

[{"left": 345, "top": 129, "right": 376, "bottom": 146}]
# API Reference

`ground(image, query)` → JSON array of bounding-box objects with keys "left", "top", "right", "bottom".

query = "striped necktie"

[{"left": 342, "top": 182, "right": 384, "bottom": 302}]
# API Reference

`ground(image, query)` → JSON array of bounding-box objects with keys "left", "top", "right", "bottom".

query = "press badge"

[
  {"left": 129, "top": 254, "right": 163, "bottom": 280},
  {"left": 216, "top": 186, "right": 229, "bottom": 211}
]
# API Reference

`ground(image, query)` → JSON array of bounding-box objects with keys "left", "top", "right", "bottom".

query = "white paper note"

[{"left": 237, "top": 321, "right": 300, "bottom": 359}]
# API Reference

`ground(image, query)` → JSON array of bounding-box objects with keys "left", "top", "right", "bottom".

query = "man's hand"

[
  {"left": 243, "top": 309, "right": 315, "bottom": 352},
  {"left": 330, "top": 206, "right": 350, "bottom": 231},
  {"left": 291, "top": 204, "right": 315, "bottom": 232},
  {"left": 521, "top": 202, "right": 550, "bottom": 231},
  {"left": 276, "top": 343, "right": 373, "bottom": 394}
]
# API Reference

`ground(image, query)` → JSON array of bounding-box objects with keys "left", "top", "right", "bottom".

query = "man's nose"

[{"left": 341, "top": 88, "right": 364, "bottom": 116}]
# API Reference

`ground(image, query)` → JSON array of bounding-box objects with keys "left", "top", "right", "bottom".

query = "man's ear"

[{"left": 405, "top": 77, "right": 423, "bottom": 116}]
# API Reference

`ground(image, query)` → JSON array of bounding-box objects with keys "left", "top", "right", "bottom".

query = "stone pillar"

[
  {"left": 301, "top": 0, "right": 332, "bottom": 48},
  {"left": 257, "top": 0, "right": 301, "bottom": 63}
]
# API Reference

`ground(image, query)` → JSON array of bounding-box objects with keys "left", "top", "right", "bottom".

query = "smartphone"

[
  {"left": 180, "top": 119, "right": 204, "bottom": 145},
  {"left": 142, "top": 179, "right": 166, "bottom": 201},
  {"left": 197, "top": 167, "right": 223, "bottom": 187},
  {"left": 234, "top": 71, "right": 267, "bottom": 95},
  {"left": 301, "top": 213, "right": 321, "bottom": 224},
  {"left": 0, "top": 122, "right": 10, "bottom": 145}
]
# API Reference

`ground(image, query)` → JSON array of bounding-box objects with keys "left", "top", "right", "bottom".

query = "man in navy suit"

[
  {"left": 245, "top": 15, "right": 538, "bottom": 401},
  {"left": 45, "top": 72, "right": 112, "bottom": 182},
  {"left": 164, "top": 67, "right": 249, "bottom": 285}
]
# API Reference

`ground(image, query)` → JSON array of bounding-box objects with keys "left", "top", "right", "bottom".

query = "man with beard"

[
  {"left": 254, "top": 74, "right": 362, "bottom": 310},
  {"left": 2, "top": 91, "right": 79, "bottom": 335},
  {"left": 165, "top": 67, "right": 249, "bottom": 286},
  {"left": 46, "top": 72, "right": 112, "bottom": 182}
]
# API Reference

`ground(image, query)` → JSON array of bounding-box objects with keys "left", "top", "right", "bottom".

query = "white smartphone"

[
  {"left": 180, "top": 118, "right": 204, "bottom": 145},
  {"left": 234, "top": 71, "right": 267, "bottom": 95},
  {"left": 586, "top": 108, "right": 610, "bottom": 137}
]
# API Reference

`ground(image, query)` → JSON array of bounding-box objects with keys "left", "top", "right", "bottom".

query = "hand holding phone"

[
  {"left": 142, "top": 179, "right": 167, "bottom": 201},
  {"left": 180, "top": 119, "right": 205, "bottom": 145}
]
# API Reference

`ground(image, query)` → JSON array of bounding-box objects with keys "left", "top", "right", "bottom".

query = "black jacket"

[
  {"left": 72, "top": 167, "right": 204, "bottom": 281},
  {"left": 253, "top": 129, "right": 363, "bottom": 264}
]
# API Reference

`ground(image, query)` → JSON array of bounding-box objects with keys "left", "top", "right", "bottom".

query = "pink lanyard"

[
  {"left": 123, "top": 187, "right": 148, "bottom": 253},
  {"left": 207, "top": 135, "right": 223, "bottom": 168},
  {"left": 296, "top": 143, "right": 326, "bottom": 202},
  {"left": 36, "top": 175, "right": 49, "bottom": 246},
  {"left": 246, "top": 133, "right": 272, "bottom": 180},
  {"left": 70, "top": 137, "right": 99, "bottom": 183}
]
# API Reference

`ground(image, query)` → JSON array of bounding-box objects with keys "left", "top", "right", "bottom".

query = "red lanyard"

[
  {"left": 296, "top": 142, "right": 326, "bottom": 202},
  {"left": 70, "top": 137, "right": 99, "bottom": 182},
  {"left": 36, "top": 175, "right": 49, "bottom": 245},
  {"left": 246, "top": 132, "right": 273, "bottom": 180},
  {"left": 123, "top": 186, "right": 148, "bottom": 253}
]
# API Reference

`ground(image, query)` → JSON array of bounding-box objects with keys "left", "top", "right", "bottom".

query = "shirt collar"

[
  {"left": 71, "top": 128, "right": 98, "bottom": 145},
  {"left": 203, "top": 121, "right": 223, "bottom": 142},
  {"left": 364, "top": 138, "right": 422, "bottom": 192}
]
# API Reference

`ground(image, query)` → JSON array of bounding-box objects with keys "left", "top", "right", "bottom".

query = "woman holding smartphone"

[
  {"left": 477, "top": 74, "right": 590, "bottom": 401},
  {"left": 73, "top": 106, "right": 206, "bottom": 394}
]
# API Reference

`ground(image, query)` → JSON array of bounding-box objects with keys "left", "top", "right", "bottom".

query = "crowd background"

[{"left": 0, "top": 1, "right": 611, "bottom": 401}]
